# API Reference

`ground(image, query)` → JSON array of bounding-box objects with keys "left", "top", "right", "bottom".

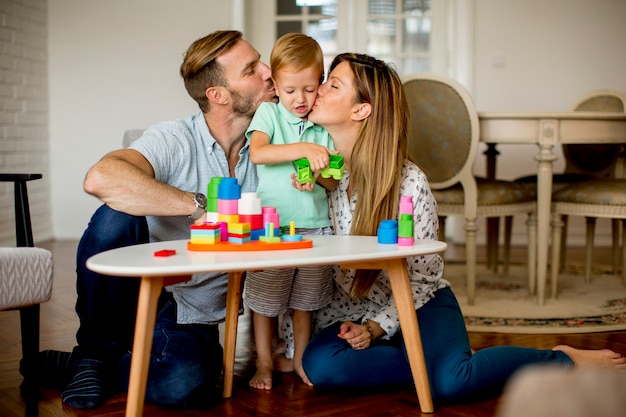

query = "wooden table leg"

[
  {"left": 385, "top": 259, "right": 434, "bottom": 413},
  {"left": 535, "top": 128, "right": 557, "bottom": 305},
  {"left": 340, "top": 259, "right": 434, "bottom": 413},
  {"left": 126, "top": 276, "right": 164, "bottom": 417},
  {"left": 222, "top": 271, "right": 244, "bottom": 398}
]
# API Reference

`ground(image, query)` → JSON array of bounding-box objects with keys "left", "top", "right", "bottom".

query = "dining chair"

[
  {"left": 403, "top": 73, "right": 537, "bottom": 305},
  {"left": 0, "top": 173, "right": 53, "bottom": 417},
  {"left": 549, "top": 178, "right": 626, "bottom": 298},
  {"left": 506, "top": 90, "right": 626, "bottom": 279}
]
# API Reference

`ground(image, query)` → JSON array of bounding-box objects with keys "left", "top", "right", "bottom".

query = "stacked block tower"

[
  {"left": 397, "top": 195, "right": 414, "bottom": 246},
  {"left": 190, "top": 177, "right": 302, "bottom": 247},
  {"left": 377, "top": 195, "right": 414, "bottom": 246}
]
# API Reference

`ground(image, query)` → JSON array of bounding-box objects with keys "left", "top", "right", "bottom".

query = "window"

[
  {"left": 246, "top": 0, "right": 471, "bottom": 88},
  {"left": 274, "top": 0, "right": 431, "bottom": 75}
]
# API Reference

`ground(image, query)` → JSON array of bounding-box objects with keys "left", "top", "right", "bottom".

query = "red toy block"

[{"left": 154, "top": 249, "right": 176, "bottom": 257}]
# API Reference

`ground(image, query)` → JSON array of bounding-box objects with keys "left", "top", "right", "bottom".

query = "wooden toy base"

[{"left": 187, "top": 239, "right": 313, "bottom": 252}]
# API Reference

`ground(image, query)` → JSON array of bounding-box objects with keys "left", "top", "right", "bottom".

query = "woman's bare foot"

[
  {"left": 274, "top": 354, "right": 294, "bottom": 373},
  {"left": 249, "top": 360, "right": 274, "bottom": 390},
  {"left": 553, "top": 345, "right": 626, "bottom": 370}
]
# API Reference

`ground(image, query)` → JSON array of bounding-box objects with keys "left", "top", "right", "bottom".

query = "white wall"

[
  {"left": 45, "top": 0, "right": 626, "bottom": 241},
  {"left": 48, "top": 0, "right": 236, "bottom": 238},
  {"left": 0, "top": 0, "right": 51, "bottom": 247}
]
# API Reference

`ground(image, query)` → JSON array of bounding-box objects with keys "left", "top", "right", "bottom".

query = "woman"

[{"left": 300, "top": 53, "right": 626, "bottom": 402}]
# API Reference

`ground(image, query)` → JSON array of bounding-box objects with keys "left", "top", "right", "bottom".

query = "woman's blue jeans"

[
  {"left": 74, "top": 204, "right": 223, "bottom": 407},
  {"left": 302, "top": 287, "right": 573, "bottom": 403}
]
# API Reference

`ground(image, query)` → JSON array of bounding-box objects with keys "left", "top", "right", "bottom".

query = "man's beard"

[{"left": 228, "top": 88, "right": 256, "bottom": 118}]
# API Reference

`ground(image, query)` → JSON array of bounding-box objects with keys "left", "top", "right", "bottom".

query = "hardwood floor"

[{"left": 1, "top": 240, "right": 624, "bottom": 417}]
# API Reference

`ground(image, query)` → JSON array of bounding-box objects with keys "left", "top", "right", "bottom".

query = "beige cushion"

[
  {"left": 552, "top": 179, "right": 626, "bottom": 205},
  {"left": 0, "top": 247, "right": 53, "bottom": 310},
  {"left": 433, "top": 179, "right": 536, "bottom": 206}
]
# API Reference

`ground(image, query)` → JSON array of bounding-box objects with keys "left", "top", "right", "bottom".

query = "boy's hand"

[
  {"left": 305, "top": 144, "right": 338, "bottom": 172},
  {"left": 291, "top": 173, "right": 315, "bottom": 192}
]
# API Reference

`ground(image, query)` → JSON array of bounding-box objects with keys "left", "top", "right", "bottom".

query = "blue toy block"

[
  {"left": 218, "top": 177, "right": 241, "bottom": 200},
  {"left": 377, "top": 219, "right": 398, "bottom": 244}
]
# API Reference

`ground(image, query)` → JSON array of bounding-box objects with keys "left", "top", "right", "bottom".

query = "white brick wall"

[{"left": 0, "top": 0, "right": 52, "bottom": 246}]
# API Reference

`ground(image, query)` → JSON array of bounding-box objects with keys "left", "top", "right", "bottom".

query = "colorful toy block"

[
  {"left": 293, "top": 158, "right": 314, "bottom": 184},
  {"left": 281, "top": 221, "right": 303, "bottom": 242},
  {"left": 207, "top": 177, "right": 222, "bottom": 212},
  {"left": 218, "top": 177, "right": 240, "bottom": 200},
  {"left": 259, "top": 222, "right": 281, "bottom": 243},
  {"left": 399, "top": 195, "right": 413, "bottom": 216},
  {"left": 154, "top": 249, "right": 176, "bottom": 257},
  {"left": 239, "top": 213, "right": 263, "bottom": 230},
  {"left": 293, "top": 155, "right": 345, "bottom": 184},
  {"left": 377, "top": 219, "right": 398, "bottom": 244},
  {"left": 319, "top": 154, "right": 345, "bottom": 180},
  {"left": 190, "top": 223, "right": 221, "bottom": 244},
  {"left": 218, "top": 198, "right": 239, "bottom": 215},
  {"left": 218, "top": 213, "right": 239, "bottom": 224},
  {"left": 228, "top": 222, "right": 251, "bottom": 235},
  {"left": 239, "top": 192, "right": 262, "bottom": 214},
  {"left": 398, "top": 196, "right": 414, "bottom": 246}
]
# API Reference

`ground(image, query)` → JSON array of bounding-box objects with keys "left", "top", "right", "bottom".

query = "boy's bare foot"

[
  {"left": 274, "top": 354, "right": 294, "bottom": 373},
  {"left": 295, "top": 364, "right": 313, "bottom": 387},
  {"left": 553, "top": 345, "right": 626, "bottom": 370},
  {"left": 273, "top": 355, "right": 313, "bottom": 386},
  {"left": 249, "top": 361, "right": 274, "bottom": 390}
]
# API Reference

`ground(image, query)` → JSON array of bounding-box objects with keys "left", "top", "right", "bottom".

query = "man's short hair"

[{"left": 180, "top": 30, "right": 243, "bottom": 112}]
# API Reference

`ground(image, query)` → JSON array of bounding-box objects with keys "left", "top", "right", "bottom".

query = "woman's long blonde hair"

[{"left": 330, "top": 53, "right": 409, "bottom": 299}]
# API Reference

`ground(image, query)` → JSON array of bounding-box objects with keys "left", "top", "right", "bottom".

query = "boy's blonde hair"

[{"left": 270, "top": 33, "right": 324, "bottom": 82}]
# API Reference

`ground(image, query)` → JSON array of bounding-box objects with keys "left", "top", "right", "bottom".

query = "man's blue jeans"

[{"left": 74, "top": 204, "right": 223, "bottom": 407}]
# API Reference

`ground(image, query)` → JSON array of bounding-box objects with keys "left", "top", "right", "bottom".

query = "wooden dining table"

[{"left": 478, "top": 111, "right": 626, "bottom": 305}]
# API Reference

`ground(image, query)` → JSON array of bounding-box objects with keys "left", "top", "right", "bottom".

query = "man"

[{"left": 40, "top": 30, "right": 276, "bottom": 409}]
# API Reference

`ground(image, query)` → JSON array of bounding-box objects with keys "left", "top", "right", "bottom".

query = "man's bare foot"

[
  {"left": 553, "top": 345, "right": 626, "bottom": 370},
  {"left": 274, "top": 354, "right": 294, "bottom": 373},
  {"left": 249, "top": 361, "right": 274, "bottom": 390}
]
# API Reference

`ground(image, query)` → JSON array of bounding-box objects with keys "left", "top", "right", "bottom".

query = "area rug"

[{"left": 444, "top": 262, "right": 626, "bottom": 334}]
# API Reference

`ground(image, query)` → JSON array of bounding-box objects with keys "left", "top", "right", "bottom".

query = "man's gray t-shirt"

[{"left": 130, "top": 112, "right": 258, "bottom": 324}]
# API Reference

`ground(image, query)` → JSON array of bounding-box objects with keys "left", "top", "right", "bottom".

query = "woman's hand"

[{"left": 337, "top": 320, "right": 373, "bottom": 350}]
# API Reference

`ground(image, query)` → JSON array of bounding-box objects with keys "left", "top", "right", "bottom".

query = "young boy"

[{"left": 245, "top": 33, "right": 336, "bottom": 390}]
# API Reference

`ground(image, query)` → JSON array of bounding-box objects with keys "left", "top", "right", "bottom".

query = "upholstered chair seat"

[
  {"left": 551, "top": 180, "right": 626, "bottom": 205},
  {"left": 433, "top": 179, "right": 536, "bottom": 206},
  {"left": 0, "top": 247, "right": 53, "bottom": 309}
]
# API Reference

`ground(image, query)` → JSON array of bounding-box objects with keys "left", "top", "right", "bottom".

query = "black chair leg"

[
  {"left": 14, "top": 180, "right": 35, "bottom": 248},
  {"left": 20, "top": 304, "right": 40, "bottom": 417}
]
